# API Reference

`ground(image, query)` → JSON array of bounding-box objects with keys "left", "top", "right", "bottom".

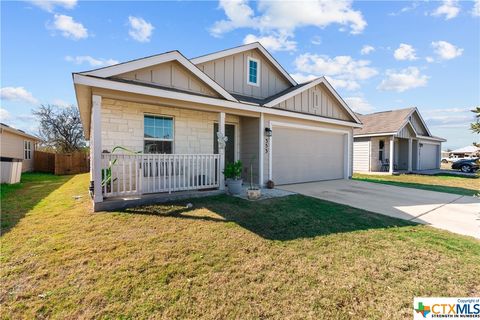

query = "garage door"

[
  {"left": 272, "top": 126, "right": 345, "bottom": 185},
  {"left": 419, "top": 143, "right": 438, "bottom": 170}
]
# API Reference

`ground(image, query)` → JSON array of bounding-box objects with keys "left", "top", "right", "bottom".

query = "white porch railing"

[{"left": 101, "top": 154, "right": 221, "bottom": 198}]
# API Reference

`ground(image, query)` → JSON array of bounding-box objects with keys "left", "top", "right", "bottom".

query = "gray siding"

[
  {"left": 398, "top": 124, "right": 415, "bottom": 138},
  {"left": 115, "top": 61, "right": 220, "bottom": 98},
  {"left": 272, "top": 84, "right": 353, "bottom": 121},
  {"left": 196, "top": 49, "right": 291, "bottom": 99},
  {"left": 410, "top": 113, "right": 428, "bottom": 135},
  {"left": 239, "top": 117, "right": 259, "bottom": 184}
]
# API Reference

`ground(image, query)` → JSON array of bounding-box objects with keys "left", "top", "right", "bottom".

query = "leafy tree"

[
  {"left": 33, "top": 104, "right": 86, "bottom": 153},
  {"left": 471, "top": 106, "right": 480, "bottom": 134}
]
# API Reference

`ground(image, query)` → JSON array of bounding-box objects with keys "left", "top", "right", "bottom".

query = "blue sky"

[{"left": 1, "top": 0, "right": 479, "bottom": 149}]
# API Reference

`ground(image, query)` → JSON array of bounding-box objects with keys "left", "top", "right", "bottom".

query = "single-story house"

[
  {"left": 72, "top": 42, "right": 362, "bottom": 210},
  {"left": 353, "top": 108, "right": 446, "bottom": 173},
  {"left": 0, "top": 122, "right": 41, "bottom": 172},
  {"left": 449, "top": 145, "right": 479, "bottom": 158}
]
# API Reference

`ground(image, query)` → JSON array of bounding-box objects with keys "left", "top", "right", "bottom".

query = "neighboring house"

[
  {"left": 450, "top": 145, "right": 479, "bottom": 158},
  {"left": 353, "top": 108, "right": 446, "bottom": 173},
  {"left": 72, "top": 42, "right": 362, "bottom": 210},
  {"left": 0, "top": 123, "right": 41, "bottom": 172}
]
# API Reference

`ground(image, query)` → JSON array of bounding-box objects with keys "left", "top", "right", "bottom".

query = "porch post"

[
  {"left": 258, "top": 113, "right": 264, "bottom": 187},
  {"left": 389, "top": 136, "right": 394, "bottom": 174},
  {"left": 92, "top": 95, "right": 103, "bottom": 203},
  {"left": 218, "top": 112, "right": 225, "bottom": 191},
  {"left": 408, "top": 138, "right": 413, "bottom": 172}
]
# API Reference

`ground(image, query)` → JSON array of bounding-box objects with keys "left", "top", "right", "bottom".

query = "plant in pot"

[
  {"left": 246, "top": 158, "right": 261, "bottom": 200},
  {"left": 224, "top": 160, "right": 243, "bottom": 194}
]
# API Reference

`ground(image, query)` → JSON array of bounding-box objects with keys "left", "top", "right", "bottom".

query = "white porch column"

[
  {"left": 408, "top": 138, "right": 413, "bottom": 172},
  {"left": 258, "top": 113, "right": 264, "bottom": 187},
  {"left": 218, "top": 112, "right": 226, "bottom": 191},
  {"left": 92, "top": 95, "right": 103, "bottom": 203},
  {"left": 389, "top": 136, "right": 394, "bottom": 174}
]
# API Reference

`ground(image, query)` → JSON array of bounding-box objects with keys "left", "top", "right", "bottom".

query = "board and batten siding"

[
  {"left": 271, "top": 84, "right": 352, "bottom": 121},
  {"left": 353, "top": 139, "right": 370, "bottom": 172},
  {"left": 410, "top": 113, "right": 428, "bottom": 135},
  {"left": 397, "top": 123, "right": 415, "bottom": 139},
  {"left": 195, "top": 49, "right": 291, "bottom": 99},
  {"left": 115, "top": 61, "right": 220, "bottom": 98}
]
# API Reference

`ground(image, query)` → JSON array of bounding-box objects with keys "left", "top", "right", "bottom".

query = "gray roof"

[{"left": 353, "top": 108, "right": 415, "bottom": 135}]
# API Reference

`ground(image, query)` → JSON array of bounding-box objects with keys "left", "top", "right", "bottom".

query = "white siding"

[{"left": 353, "top": 140, "right": 370, "bottom": 172}]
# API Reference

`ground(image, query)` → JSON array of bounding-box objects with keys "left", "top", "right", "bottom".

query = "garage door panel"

[
  {"left": 272, "top": 127, "right": 345, "bottom": 185},
  {"left": 419, "top": 143, "right": 438, "bottom": 170}
]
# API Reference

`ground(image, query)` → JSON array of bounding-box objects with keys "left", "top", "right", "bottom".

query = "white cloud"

[
  {"left": 65, "top": 55, "right": 119, "bottom": 67},
  {"left": 344, "top": 96, "right": 374, "bottom": 114},
  {"left": 431, "top": 40, "right": 463, "bottom": 60},
  {"left": 52, "top": 99, "right": 73, "bottom": 108},
  {"left": 211, "top": 0, "right": 367, "bottom": 39},
  {"left": 425, "top": 56, "right": 435, "bottom": 63},
  {"left": 29, "top": 0, "right": 77, "bottom": 12},
  {"left": 243, "top": 32, "right": 296, "bottom": 51},
  {"left": 0, "top": 107, "right": 11, "bottom": 121},
  {"left": 393, "top": 43, "right": 417, "bottom": 61},
  {"left": 128, "top": 16, "right": 154, "bottom": 43},
  {"left": 290, "top": 73, "right": 317, "bottom": 84},
  {"left": 0, "top": 87, "right": 38, "bottom": 104},
  {"left": 293, "top": 53, "right": 378, "bottom": 90},
  {"left": 311, "top": 36, "right": 322, "bottom": 45},
  {"left": 389, "top": 2, "right": 420, "bottom": 16},
  {"left": 473, "top": 0, "right": 480, "bottom": 16},
  {"left": 360, "top": 45, "right": 375, "bottom": 55},
  {"left": 50, "top": 14, "right": 88, "bottom": 40},
  {"left": 422, "top": 107, "right": 475, "bottom": 128},
  {"left": 431, "top": 0, "right": 460, "bottom": 20},
  {"left": 377, "top": 67, "right": 428, "bottom": 92}
]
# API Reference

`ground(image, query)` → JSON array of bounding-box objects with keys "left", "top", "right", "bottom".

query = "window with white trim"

[
  {"left": 247, "top": 57, "right": 260, "bottom": 86},
  {"left": 24, "top": 140, "right": 32, "bottom": 160},
  {"left": 143, "top": 115, "right": 173, "bottom": 154}
]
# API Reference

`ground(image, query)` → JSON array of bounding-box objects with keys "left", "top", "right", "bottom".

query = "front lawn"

[
  {"left": 353, "top": 173, "right": 479, "bottom": 196},
  {"left": 1, "top": 174, "right": 479, "bottom": 319}
]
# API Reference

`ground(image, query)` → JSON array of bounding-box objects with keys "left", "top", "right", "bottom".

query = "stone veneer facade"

[{"left": 100, "top": 98, "right": 240, "bottom": 154}]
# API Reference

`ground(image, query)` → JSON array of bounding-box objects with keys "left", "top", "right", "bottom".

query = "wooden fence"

[{"left": 34, "top": 151, "right": 89, "bottom": 175}]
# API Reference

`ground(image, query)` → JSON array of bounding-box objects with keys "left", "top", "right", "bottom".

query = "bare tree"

[{"left": 33, "top": 105, "right": 86, "bottom": 153}]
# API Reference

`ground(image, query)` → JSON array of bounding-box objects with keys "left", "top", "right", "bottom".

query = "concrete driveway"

[{"left": 279, "top": 180, "right": 480, "bottom": 239}]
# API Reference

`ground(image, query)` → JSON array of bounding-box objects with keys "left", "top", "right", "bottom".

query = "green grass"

[
  {"left": 1, "top": 174, "right": 479, "bottom": 319},
  {"left": 353, "top": 173, "right": 479, "bottom": 196}
]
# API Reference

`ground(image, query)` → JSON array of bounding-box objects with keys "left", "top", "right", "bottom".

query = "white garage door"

[
  {"left": 353, "top": 141, "right": 370, "bottom": 172},
  {"left": 272, "top": 126, "right": 345, "bottom": 185},
  {"left": 419, "top": 143, "right": 438, "bottom": 170}
]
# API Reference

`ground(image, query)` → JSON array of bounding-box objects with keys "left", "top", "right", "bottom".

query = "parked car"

[{"left": 451, "top": 158, "right": 479, "bottom": 173}]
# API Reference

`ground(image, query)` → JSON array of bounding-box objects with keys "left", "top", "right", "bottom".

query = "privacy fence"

[{"left": 34, "top": 151, "right": 89, "bottom": 175}]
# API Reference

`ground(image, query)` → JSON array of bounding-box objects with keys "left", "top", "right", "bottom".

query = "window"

[
  {"left": 247, "top": 57, "right": 260, "bottom": 86},
  {"left": 378, "top": 140, "right": 385, "bottom": 161},
  {"left": 143, "top": 115, "right": 173, "bottom": 154},
  {"left": 24, "top": 140, "right": 32, "bottom": 160}
]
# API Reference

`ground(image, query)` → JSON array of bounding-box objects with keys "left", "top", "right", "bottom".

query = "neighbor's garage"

[
  {"left": 419, "top": 142, "right": 440, "bottom": 170},
  {"left": 272, "top": 126, "right": 346, "bottom": 185}
]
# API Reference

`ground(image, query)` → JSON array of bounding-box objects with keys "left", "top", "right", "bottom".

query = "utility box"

[{"left": 1, "top": 157, "right": 22, "bottom": 184}]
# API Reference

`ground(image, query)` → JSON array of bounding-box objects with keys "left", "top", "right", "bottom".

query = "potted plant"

[
  {"left": 246, "top": 160, "right": 261, "bottom": 200},
  {"left": 224, "top": 160, "right": 243, "bottom": 194}
]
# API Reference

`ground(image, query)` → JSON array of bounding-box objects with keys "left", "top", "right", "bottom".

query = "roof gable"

[
  {"left": 264, "top": 77, "right": 361, "bottom": 124},
  {"left": 190, "top": 42, "right": 297, "bottom": 87},
  {"left": 79, "top": 51, "right": 237, "bottom": 102}
]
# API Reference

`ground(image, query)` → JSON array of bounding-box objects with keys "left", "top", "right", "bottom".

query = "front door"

[{"left": 214, "top": 123, "right": 235, "bottom": 165}]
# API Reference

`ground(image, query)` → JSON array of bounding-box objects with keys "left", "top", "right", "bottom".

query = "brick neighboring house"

[{"left": 72, "top": 42, "right": 363, "bottom": 211}]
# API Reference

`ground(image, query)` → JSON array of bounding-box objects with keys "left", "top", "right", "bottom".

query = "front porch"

[{"left": 89, "top": 94, "right": 265, "bottom": 211}]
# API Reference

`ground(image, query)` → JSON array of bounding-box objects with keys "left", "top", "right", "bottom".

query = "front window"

[
  {"left": 247, "top": 57, "right": 260, "bottom": 86},
  {"left": 378, "top": 140, "right": 385, "bottom": 161},
  {"left": 143, "top": 115, "right": 173, "bottom": 154},
  {"left": 24, "top": 140, "right": 32, "bottom": 160}
]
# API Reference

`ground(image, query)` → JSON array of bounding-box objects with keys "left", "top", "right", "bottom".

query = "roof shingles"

[{"left": 354, "top": 108, "right": 414, "bottom": 135}]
